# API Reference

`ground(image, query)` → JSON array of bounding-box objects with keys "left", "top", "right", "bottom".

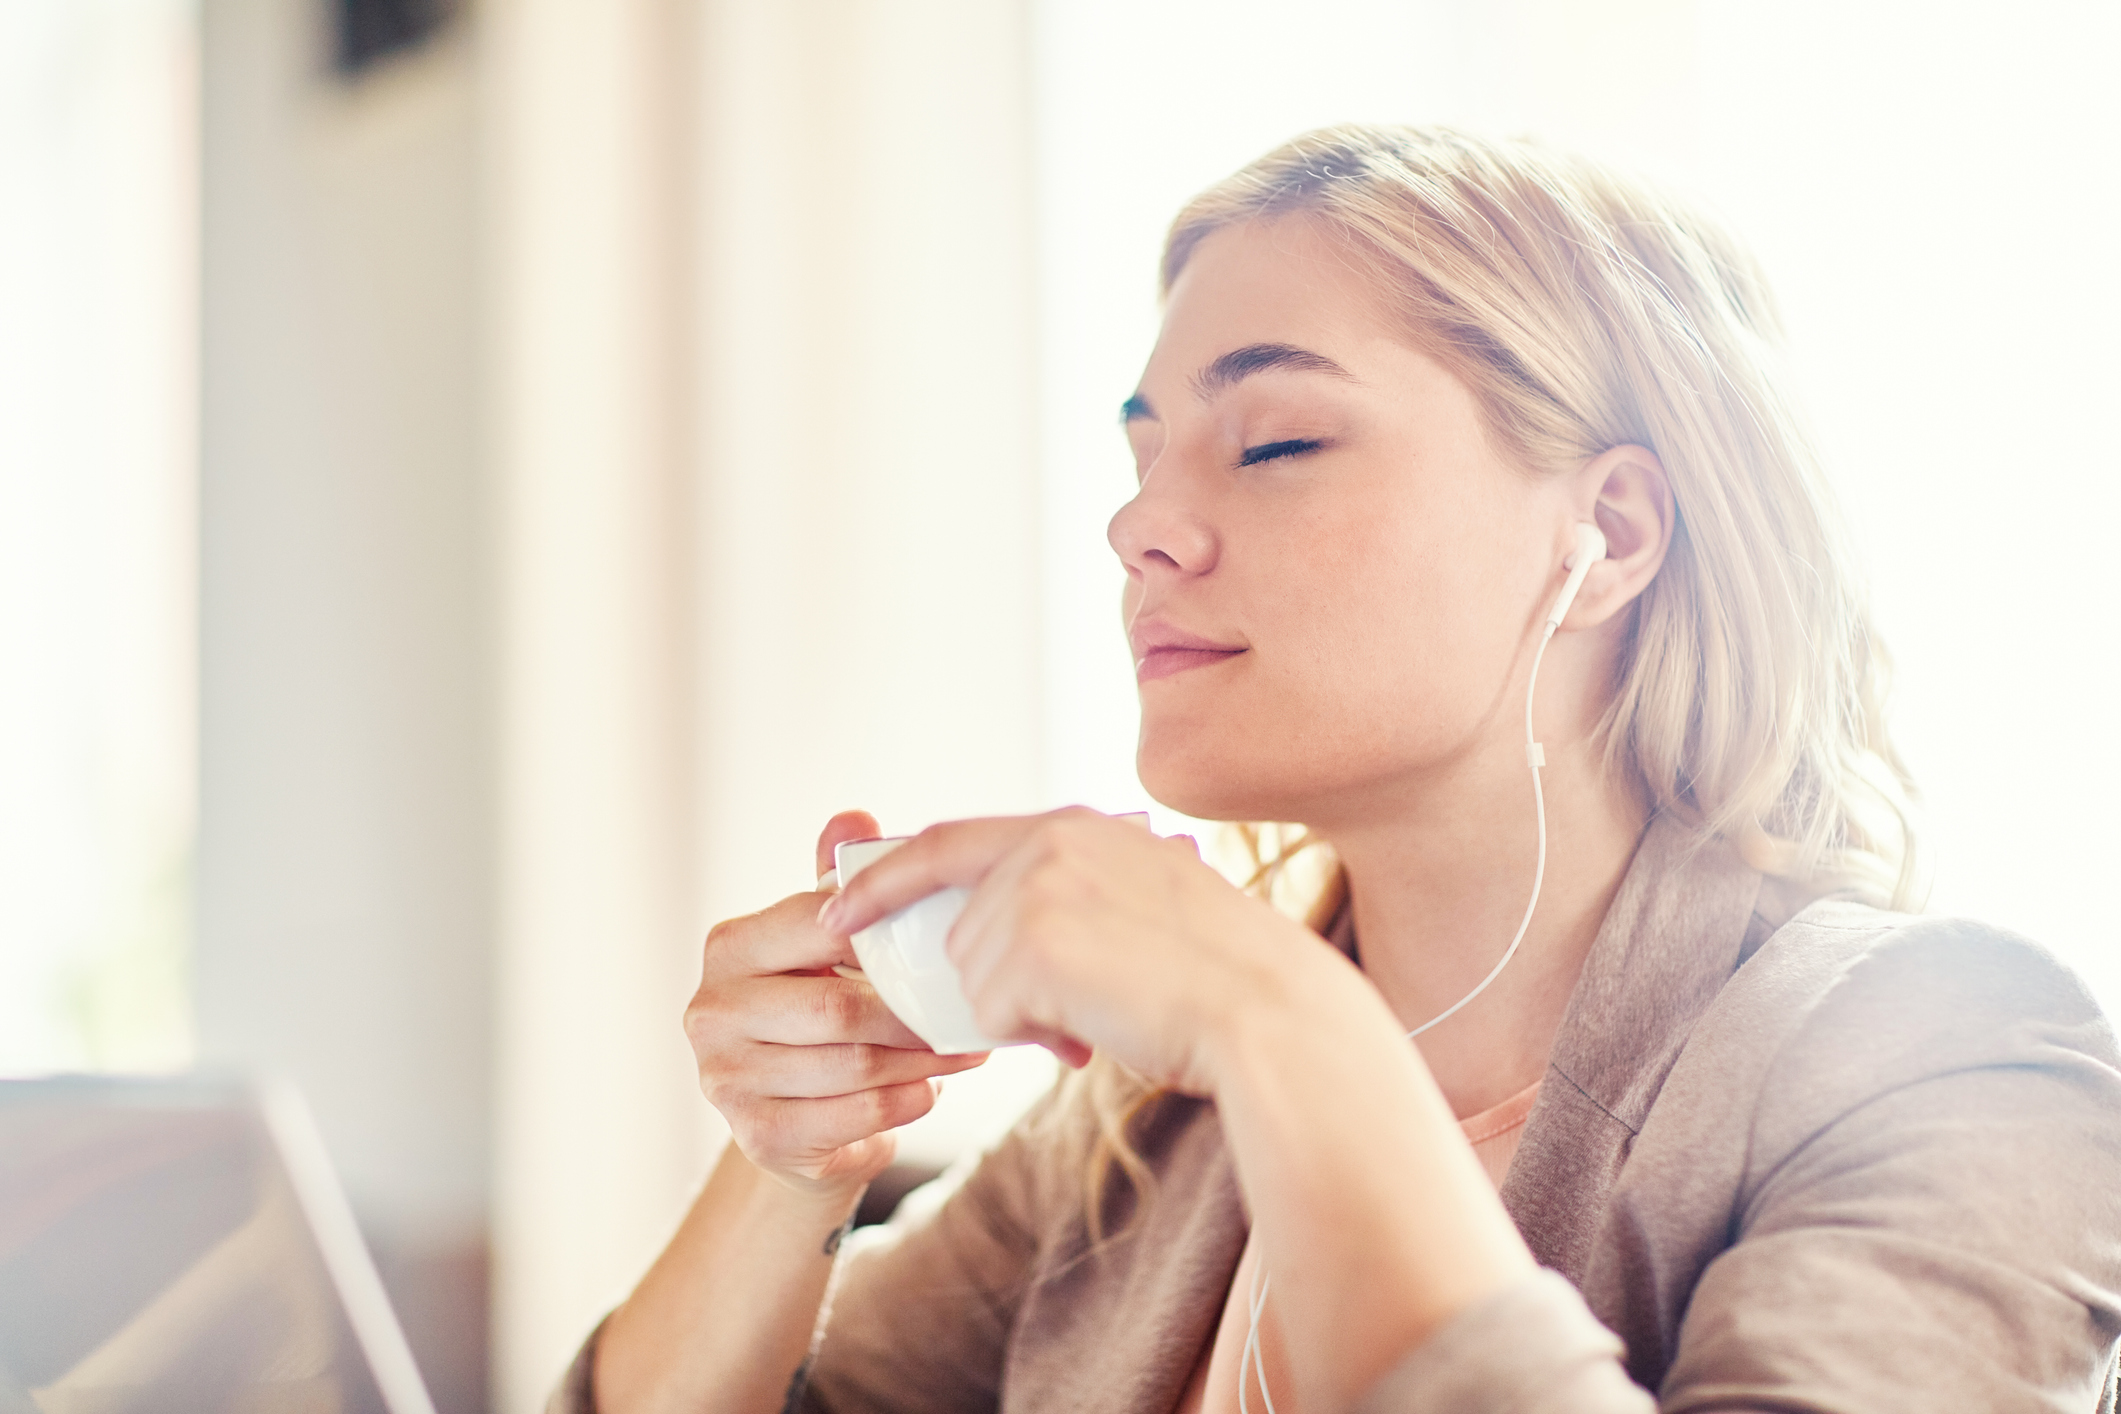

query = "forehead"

[{"left": 1149, "top": 215, "right": 1407, "bottom": 375}]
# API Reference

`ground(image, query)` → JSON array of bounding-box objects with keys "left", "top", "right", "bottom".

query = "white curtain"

[
  {"left": 485, "top": 3, "right": 1043, "bottom": 1407},
  {"left": 0, "top": 0, "right": 196, "bottom": 1076}
]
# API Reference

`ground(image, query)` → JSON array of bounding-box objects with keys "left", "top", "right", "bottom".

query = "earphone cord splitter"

[{"left": 1236, "top": 615, "right": 1563, "bottom": 1414}]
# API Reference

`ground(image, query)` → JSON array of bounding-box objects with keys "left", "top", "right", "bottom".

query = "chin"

[
  {"left": 1139, "top": 706, "right": 1440, "bottom": 829},
  {"left": 1136, "top": 728, "right": 1304, "bottom": 823}
]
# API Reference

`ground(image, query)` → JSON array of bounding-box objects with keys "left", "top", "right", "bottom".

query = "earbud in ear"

[{"left": 1544, "top": 522, "right": 1609, "bottom": 630}]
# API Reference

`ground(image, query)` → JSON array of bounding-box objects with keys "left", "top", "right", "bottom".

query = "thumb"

[{"left": 816, "top": 809, "right": 883, "bottom": 883}]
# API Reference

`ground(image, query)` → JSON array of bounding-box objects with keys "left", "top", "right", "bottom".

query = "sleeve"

[
  {"left": 1352, "top": 1269, "right": 1655, "bottom": 1413},
  {"left": 1657, "top": 920, "right": 2121, "bottom": 1412},
  {"left": 1356, "top": 918, "right": 2121, "bottom": 1413},
  {"left": 799, "top": 1089, "right": 1070, "bottom": 1414}
]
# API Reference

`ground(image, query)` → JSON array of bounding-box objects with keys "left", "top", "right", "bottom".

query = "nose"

[{"left": 1107, "top": 464, "right": 1219, "bottom": 580}]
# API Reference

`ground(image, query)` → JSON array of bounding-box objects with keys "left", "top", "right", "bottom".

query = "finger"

[
  {"left": 822, "top": 808, "right": 1101, "bottom": 936},
  {"left": 943, "top": 814, "right": 1079, "bottom": 1000},
  {"left": 753, "top": 1080, "right": 942, "bottom": 1156},
  {"left": 726, "top": 973, "right": 931, "bottom": 1048},
  {"left": 746, "top": 1042, "right": 988, "bottom": 1100},
  {"left": 704, "top": 892, "right": 859, "bottom": 978},
  {"left": 816, "top": 809, "right": 882, "bottom": 882}
]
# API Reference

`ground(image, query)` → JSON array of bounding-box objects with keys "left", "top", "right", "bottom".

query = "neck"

[{"left": 1315, "top": 741, "right": 1649, "bottom": 1118}]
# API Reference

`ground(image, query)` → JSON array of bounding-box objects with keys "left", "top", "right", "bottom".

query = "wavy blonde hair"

[{"left": 1054, "top": 125, "right": 1919, "bottom": 1240}]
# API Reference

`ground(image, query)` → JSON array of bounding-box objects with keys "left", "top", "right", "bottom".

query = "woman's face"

[{"left": 1112, "top": 214, "right": 1572, "bottom": 828}]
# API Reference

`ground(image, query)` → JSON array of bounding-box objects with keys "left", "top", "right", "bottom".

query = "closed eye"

[{"left": 1237, "top": 437, "right": 1325, "bottom": 467}]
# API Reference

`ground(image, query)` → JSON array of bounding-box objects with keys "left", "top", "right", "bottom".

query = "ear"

[{"left": 1560, "top": 444, "right": 1673, "bottom": 630}]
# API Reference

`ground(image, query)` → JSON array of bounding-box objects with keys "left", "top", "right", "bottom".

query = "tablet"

[{"left": 0, "top": 1075, "right": 437, "bottom": 1414}]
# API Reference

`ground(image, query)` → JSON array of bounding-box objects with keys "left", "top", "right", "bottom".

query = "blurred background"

[{"left": 2, "top": 0, "right": 2115, "bottom": 1409}]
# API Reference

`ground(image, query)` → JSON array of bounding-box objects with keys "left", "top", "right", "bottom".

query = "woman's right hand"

[{"left": 683, "top": 809, "right": 988, "bottom": 1201}]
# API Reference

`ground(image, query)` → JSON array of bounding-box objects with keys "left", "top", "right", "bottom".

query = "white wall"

[
  {"left": 1690, "top": 0, "right": 2121, "bottom": 1000},
  {"left": 197, "top": 3, "right": 490, "bottom": 1408},
  {"left": 484, "top": 1, "right": 708, "bottom": 1407}
]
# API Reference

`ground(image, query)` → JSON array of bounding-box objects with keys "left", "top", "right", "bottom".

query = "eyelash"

[{"left": 1236, "top": 437, "right": 1324, "bottom": 467}]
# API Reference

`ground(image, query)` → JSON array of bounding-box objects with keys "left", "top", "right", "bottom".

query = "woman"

[{"left": 568, "top": 127, "right": 2121, "bottom": 1412}]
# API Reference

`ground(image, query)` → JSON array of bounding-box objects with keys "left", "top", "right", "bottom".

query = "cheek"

[
  {"left": 1273, "top": 517, "right": 1509, "bottom": 735},
  {"left": 1136, "top": 498, "right": 1528, "bottom": 815}
]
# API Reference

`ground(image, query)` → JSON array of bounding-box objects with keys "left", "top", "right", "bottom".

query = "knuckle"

[
  {"left": 1012, "top": 890, "right": 1064, "bottom": 941},
  {"left": 1050, "top": 807, "right": 1101, "bottom": 845},
  {"left": 1030, "top": 830, "right": 1092, "bottom": 880},
  {"left": 701, "top": 914, "right": 762, "bottom": 974},
  {"left": 699, "top": 1046, "right": 752, "bottom": 1094},
  {"left": 859, "top": 1084, "right": 903, "bottom": 1131},
  {"left": 759, "top": 1101, "right": 816, "bottom": 1153},
  {"left": 1024, "top": 822, "right": 1064, "bottom": 863},
  {"left": 683, "top": 991, "right": 737, "bottom": 1051},
  {"left": 1021, "top": 859, "right": 1069, "bottom": 904},
  {"left": 813, "top": 980, "right": 865, "bottom": 1035},
  {"left": 703, "top": 916, "right": 741, "bottom": 954},
  {"left": 834, "top": 1041, "right": 871, "bottom": 1082},
  {"left": 708, "top": 1084, "right": 754, "bottom": 1130},
  {"left": 748, "top": 1103, "right": 795, "bottom": 1157},
  {"left": 699, "top": 1044, "right": 764, "bottom": 1115},
  {"left": 849, "top": 1044, "right": 890, "bottom": 1084},
  {"left": 891, "top": 825, "right": 941, "bottom": 873}
]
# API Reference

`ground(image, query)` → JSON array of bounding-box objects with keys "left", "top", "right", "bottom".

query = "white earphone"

[
  {"left": 1403, "top": 518, "right": 1605, "bottom": 1038},
  {"left": 1236, "top": 523, "right": 1608, "bottom": 1414},
  {"left": 1547, "top": 521, "right": 1610, "bottom": 631}
]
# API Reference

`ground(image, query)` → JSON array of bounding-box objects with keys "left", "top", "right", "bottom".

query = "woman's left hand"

[{"left": 815, "top": 807, "right": 1342, "bottom": 1095}]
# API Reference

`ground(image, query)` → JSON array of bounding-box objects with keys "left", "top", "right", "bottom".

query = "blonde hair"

[{"left": 1061, "top": 124, "right": 1918, "bottom": 1240}]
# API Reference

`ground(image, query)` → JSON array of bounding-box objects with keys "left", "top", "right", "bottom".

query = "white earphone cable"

[
  {"left": 1236, "top": 604, "right": 1568, "bottom": 1410},
  {"left": 1237, "top": 1264, "right": 1277, "bottom": 1414},
  {"left": 1406, "top": 619, "right": 1556, "bottom": 1040}
]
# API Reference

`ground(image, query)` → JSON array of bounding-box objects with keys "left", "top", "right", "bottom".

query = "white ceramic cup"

[{"left": 832, "top": 812, "right": 1152, "bottom": 1055}]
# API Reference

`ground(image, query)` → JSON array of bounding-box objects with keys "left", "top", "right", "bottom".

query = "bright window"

[
  {"left": 0, "top": 0, "right": 197, "bottom": 1073},
  {"left": 1033, "top": 0, "right": 2121, "bottom": 1007}
]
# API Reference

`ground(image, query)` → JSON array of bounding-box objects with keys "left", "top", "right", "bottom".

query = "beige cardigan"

[{"left": 554, "top": 816, "right": 2121, "bottom": 1411}]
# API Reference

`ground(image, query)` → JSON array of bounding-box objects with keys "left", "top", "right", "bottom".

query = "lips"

[
  {"left": 1130, "top": 619, "right": 1246, "bottom": 683},
  {"left": 1137, "top": 646, "right": 1244, "bottom": 682}
]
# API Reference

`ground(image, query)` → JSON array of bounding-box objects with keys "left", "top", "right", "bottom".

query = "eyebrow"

[{"left": 1120, "top": 342, "right": 1355, "bottom": 423}]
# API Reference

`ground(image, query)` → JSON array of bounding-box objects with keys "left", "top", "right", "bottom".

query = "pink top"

[
  {"left": 1176, "top": 1079, "right": 1545, "bottom": 1414},
  {"left": 1460, "top": 1076, "right": 1543, "bottom": 1186}
]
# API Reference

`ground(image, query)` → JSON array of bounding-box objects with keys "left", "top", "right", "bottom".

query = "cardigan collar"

[
  {"left": 1497, "top": 811, "right": 1765, "bottom": 1278},
  {"left": 1323, "top": 810, "right": 1766, "bottom": 1133},
  {"left": 1541, "top": 812, "right": 1766, "bottom": 1132}
]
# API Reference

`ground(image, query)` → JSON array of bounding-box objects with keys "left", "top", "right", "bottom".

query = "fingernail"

[{"left": 818, "top": 895, "right": 845, "bottom": 931}]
